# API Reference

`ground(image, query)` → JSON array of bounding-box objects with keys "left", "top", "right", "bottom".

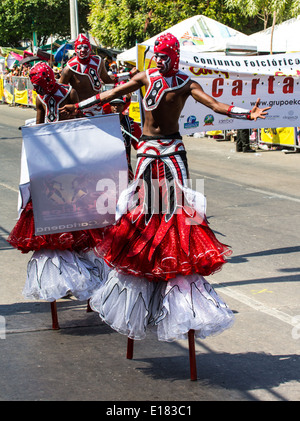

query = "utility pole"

[
  {"left": 32, "top": 18, "right": 38, "bottom": 53},
  {"left": 70, "top": 0, "right": 79, "bottom": 40}
]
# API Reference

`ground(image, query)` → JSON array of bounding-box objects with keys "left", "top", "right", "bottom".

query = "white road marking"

[
  {"left": 216, "top": 284, "right": 294, "bottom": 326},
  {"left": 189, "top": 170, "right": 300, "bottom": 203},
  {"left": 246, "top": 187, "right": 300, "bottom": 203},
  {"left": 0, "top": 182, "right": 19, "bottom": 193}
]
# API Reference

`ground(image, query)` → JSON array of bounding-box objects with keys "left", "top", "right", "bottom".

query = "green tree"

[
  {"left": 0, "top": 0, "right": 91, "bottom": 47},
  {"left": 225, "top": 0, "right": 300, "bottom": 53},
  {"left": 88, "top": 0, "right": 262, "bottom": 50},
  {"left": 225, "top": 0, "right": 300, "bottom": 30}
]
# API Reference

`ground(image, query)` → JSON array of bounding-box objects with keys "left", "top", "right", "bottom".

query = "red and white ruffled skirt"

[
  {"left": 7, "top": 200, "right": 106, "bottom": 301},
  {"left": 90, "top": 137, "right": 234, "bottom": 341}
]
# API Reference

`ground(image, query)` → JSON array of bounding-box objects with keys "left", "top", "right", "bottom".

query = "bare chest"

[{"left": 70, "top": 72, "right": 98, "bottom": 99}]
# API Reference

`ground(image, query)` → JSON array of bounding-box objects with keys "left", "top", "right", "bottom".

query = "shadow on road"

[
  {"left": 135, "top": 345, "right": 299, "bottom": 401},
  {"left": 0, "top": 225, "right": 13, "bottom": 251},
  {"left": 227, "top": 246, "right": 300, "bottom": 264},
  {"left": 0, "top": 298, "right": 298, "bottom": 401}
]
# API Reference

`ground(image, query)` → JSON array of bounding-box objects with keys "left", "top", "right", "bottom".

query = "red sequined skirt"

[
  {"left": 94, "top": 137, "right": 231, "bottom": 281},
  {"left": 96, "top": 209, "right": 231, "bottom": 281},
  {"left": 7, "top": 200, "right": 102, "bottom": 253}
]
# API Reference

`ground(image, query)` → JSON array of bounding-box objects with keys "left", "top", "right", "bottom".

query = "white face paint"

[
  {"left": 154, "top": 53, "right": 171, "bottom": 74},
  {"left": 76, "top": 43, "right": 91, "bottom": 60},
  {"left": 32, "top": 83, "right": 45, "bottom": 95}
]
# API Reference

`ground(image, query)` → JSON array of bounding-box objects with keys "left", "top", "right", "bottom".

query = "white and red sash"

[
  {"left": 116, "top": 137, "right": 206, "bottom": 225},
  {"left": 143, "top": 68, "right": 190, "bottom": 111},
  {"left": 67, "top": 55, "right": 102, "bottom": 91},
  {"left": 39, "top": 84, "right": 72, "bottom": 123}
]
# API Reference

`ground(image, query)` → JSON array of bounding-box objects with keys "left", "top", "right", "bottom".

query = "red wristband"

[
  {"left": 95, "top": 93, "right": 102, "bottom": 106},
  {"left": 227, "top": 105, "right": 234, "bottom": 115}
]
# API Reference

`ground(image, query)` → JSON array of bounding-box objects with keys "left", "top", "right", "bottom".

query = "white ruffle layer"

[
  {"left": 23, "top": 249, "right": 110, "bottom": 302},
  {"left": 90, "top": 270, "right": 234, "bottom": 342}
]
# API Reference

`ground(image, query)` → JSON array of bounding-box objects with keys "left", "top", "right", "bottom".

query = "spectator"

[{"left": 236, "top": 128, "right": 254, "bottom": 153}]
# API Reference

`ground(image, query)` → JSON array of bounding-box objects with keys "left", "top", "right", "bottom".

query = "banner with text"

[
  {"left": 138, "top": 46, "right": 300, "bottom": 133},
  {"left": 260, "top": 127, "right": 296, "bottom": 146},
  {"left": 22, "top": 114, "right": 128, "bottom": 235}
]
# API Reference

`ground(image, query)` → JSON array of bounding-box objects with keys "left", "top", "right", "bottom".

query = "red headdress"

[
  {"left": 74, "top": 33, "right": 92, "bottom": 63},
  {"left": 154, "top": 33, "right": 180, "bottom": 77},
  {"left": 29, "top": 62, "right": 57, "bottom": 95}
]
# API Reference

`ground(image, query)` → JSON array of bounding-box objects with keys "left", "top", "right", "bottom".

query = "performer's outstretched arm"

[
  {"left": 60, "top": 73, "right": 144, "bottom": 116},
  {"left": 190, "top": 81, "right": 271, "bottom": 120}
]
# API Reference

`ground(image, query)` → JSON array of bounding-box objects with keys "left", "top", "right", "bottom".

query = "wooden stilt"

[
  {"left": 127, "top": 338, "right": 134, "bottom": 359},
  {"left": 188, "top": 329, "right": 197, "bottom": 381},
  {"left": 50, "top": 301, "right": 60, "bottom": 330},
  {"left": 86, "top": 299, "right": 93, "bottom": 313}
]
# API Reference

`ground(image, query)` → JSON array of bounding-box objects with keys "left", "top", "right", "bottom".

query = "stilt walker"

[
  {"left": 7, "top": 63, "right": 109, "bottom": 328},
  {"left": 60, "top": 34, "right": 271, "bottom": 380}
]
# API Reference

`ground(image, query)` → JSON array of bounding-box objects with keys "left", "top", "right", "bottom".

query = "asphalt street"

[{"left": 0, "top": 103, "right": 299, "bottom": 402}]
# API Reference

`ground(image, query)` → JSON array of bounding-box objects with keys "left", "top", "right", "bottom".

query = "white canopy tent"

[
  {"left": 248, "top": 16, "right": 300, "bottom": 54},
  {"left": 117, "top": 15, "right": 257, "bottom": 64}
]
